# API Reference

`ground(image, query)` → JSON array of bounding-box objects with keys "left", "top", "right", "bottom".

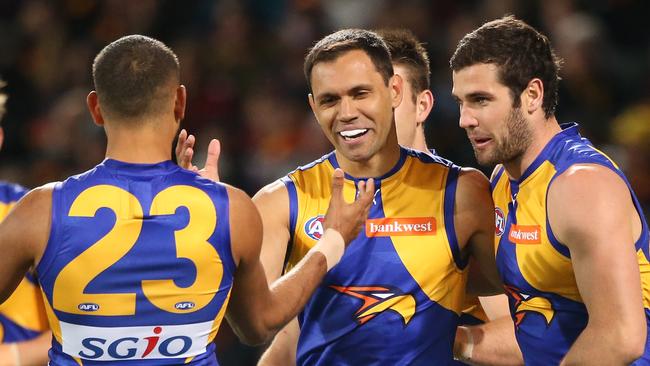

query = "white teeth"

[{"left": 339, "top": 129, "right": 368, "bottom": 137}]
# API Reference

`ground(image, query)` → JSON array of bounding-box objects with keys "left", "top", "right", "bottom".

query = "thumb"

[{"left": 205, "top": 139, "right": 221, "bottom": 181}]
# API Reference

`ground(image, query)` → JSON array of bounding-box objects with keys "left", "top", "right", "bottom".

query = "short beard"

[{"left": 475, "top": 107, "right": 532, "bottom": 166}]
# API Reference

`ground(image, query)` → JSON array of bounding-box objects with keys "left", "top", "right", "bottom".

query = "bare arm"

[
  {"left": 551, "top": 165, "right": 646, "bottom": 365},
  {"left": 453, "top": 168, "right": 522, "bottom": 365},
  {"left": 0, "top": 186, "right": 52, "bottom": 302},
  {"left": 254, "top": 180, "right": 291, "bottom": 283},
  {"left": 455, "top": 317, "right": 523, "bottom": 366},
  {"left": 455, "top": 168, "right": 502, "bottom": 295},
  {"left": 253, "top": 181, "right": 299, "bottom": 365},
  {"left": 225, "top": 170, "right": 374, "bottom": 345}
]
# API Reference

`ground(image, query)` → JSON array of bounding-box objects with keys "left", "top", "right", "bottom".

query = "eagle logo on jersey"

[
  {"left": 304, "top": 215, "right": 325, "bottom": 240},
  {"left": 330, "top": 285, "right": 416, "bottom": 326},
  {"left": 504, "top": 285, "right": 555, "bottom": 329}
]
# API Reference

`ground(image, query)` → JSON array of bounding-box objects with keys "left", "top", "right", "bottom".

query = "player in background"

[
  {"left": 451, "top": 16, "right": 649, "bottom": 365},
  {"left": 378, "top": 28, "right": 521, "bottom": 366},
  {"left": 0, "top": 35, "right": 374, "bottom": 365},
  {"left": 0, "top": 79, "right": 51, "bottom": 366}
]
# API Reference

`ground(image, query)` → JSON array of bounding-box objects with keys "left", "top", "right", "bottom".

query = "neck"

[
  {"left": 411, "top": 126, "right": 429, "bottom": 153},
  {"left": 503, "top": 115, "right": 562, "bottom": 180},
  {"left": 104, "top": 119, "right": 176, "bottom": 164}
]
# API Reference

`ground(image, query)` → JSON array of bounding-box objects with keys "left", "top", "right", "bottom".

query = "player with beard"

[{"left": 451, "top": 16, "right": 649, "bottom": 365}]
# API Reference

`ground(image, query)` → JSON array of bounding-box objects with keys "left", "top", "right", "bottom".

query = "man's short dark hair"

[
  {"left": 0, "top": 79, "right": 7, "bottom": 122},
  {"left": 93, "top": 35, "right": 180, "bottom": 121},
  {"left": 304, "top": 29, "right": 393, "bottom": 92},
  {"left": 450, "top": 16, "right": 562, "bottom": 118},
  {"left": 377, "top": 29, "right": 430, "bottom": 102}
]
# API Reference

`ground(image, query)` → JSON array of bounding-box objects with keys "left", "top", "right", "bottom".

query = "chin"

[
  {"left": 474, "top": 151, "right": 497, "bottom": 167},
  {"left": 339, "top": 148, "right": 372, "bottom": 163}
]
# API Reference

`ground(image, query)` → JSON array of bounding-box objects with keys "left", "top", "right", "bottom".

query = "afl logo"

[
  {"left": 78, "top": 303, "right": 100, "bottom": 312},
  {"left": 495, "top": 207, "right": 506, "bottom": 237},
  {"left": 175, "top": 301, "right": 195, "bottom": 310},
  {"left": 304, "top": 215, "right": 325, "bottom": 240}
]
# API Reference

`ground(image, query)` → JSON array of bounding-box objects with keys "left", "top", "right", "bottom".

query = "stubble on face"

[{"left": 474, "top": 107, "right": 532, "bottom": 167}]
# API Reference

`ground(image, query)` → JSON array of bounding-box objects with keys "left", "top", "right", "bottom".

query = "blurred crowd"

[{"left": 0, "top": 0, "right": 648, "bottom": 364}]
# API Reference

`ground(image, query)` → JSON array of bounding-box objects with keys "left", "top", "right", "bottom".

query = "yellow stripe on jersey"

[
  {"left": 493, "top": 161, "right": 581, "bottom": 303},
  {"left": 382, "top": 157, "right": 466, "bottom": 314},
  {"left": 639, "top": 249, "right": 650, "bottom": 309}
]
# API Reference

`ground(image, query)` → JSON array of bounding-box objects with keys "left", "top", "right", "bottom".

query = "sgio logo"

[
  {"left": 60, "top": 321, "right": 211, "bottom": 361},
  {"left": 80, "top": 326, "right": 191, "bottom": 360}
]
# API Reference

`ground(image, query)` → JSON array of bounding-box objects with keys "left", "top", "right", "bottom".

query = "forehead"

[
  {"left": 451, "top": 63, "right": 506, "bottom": 97},
  {"left": 310, "top": 49, "right": 385, "bottom": 96}
]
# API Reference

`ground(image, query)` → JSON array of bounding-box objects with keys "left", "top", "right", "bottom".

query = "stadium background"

[{"left": 0, "top": 0, "right": 648, "bottom": 364}]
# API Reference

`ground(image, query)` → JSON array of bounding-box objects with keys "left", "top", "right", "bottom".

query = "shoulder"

[
  {"left": 254, "top": 179, "right": 289, "bottom": 203},
  {"left": 224, "top": 184, "right": 263, "bottom": 265},
  {"left": 21, "top": 183, "right": 56, "bottom": 206},
  {"left": 548, "top": 163, "right": 631, "bottom": 246},
  {"left": 550, "top": 163, "right": 626, "bottom": 201},
  {"left": 1, "top": 183, "right": 57, "bottom": 264},
  {"left": 457, "top": 167, "right": 491, "bottom": 196},
  {"left": 454, "top": 167, "right": 493, "bottom": 222}
]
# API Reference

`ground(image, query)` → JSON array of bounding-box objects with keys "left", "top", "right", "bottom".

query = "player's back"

[{"left": 36, "top": 159, "right": 235, "bottom": 365}]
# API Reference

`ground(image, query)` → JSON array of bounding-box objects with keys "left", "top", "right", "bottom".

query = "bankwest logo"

[
  {"left": 365, "top": 217, "right": 436, "bottom": 237},
  {"left": 508, "top": 225, "right": 542, "bottom": 244}
]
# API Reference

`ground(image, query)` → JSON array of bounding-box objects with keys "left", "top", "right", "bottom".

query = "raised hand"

[
  {"left": 175, "top": 129, "right": 221, "bottom": 182},
  {"left": 323, "top": 168, "right": 375, "bottom": 245}
]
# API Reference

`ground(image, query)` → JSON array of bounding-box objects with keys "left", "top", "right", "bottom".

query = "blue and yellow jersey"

[
  {"left": 492, "top": 123, "right": 650, "bottom": 365},
  {"left": 283, "top": 147, "right": 468, "bottom": 365},
  {"left": 458, "top": 296, "right": 487, "bottom": 326},
  {"left": 35, "top": 159, "right": 235, "bottom": 365},
  {"left": 0, "top": 182, "right": 50, "bottom": 343}
]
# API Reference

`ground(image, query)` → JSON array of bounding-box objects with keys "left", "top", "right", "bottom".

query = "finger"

[
  {"left": 191, "top": 165, "right": 199, "bottom": 172},
  {"left": 175, "top": 129, "right": 187, "bottom": 158},
  {"left": 205, "top": 139, "right": 221, "bottom": 182},
  {"left": 355, "top": 178, "right": 375, "bottom": 208},
  {"left": 180, "top": 147, "right": 194, "bottom": 170},
  {"left": 330, "top": 168, "right": 345, "bottom": 206}
]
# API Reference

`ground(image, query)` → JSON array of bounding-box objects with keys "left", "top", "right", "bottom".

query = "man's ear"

[
  {"left": 522, "top": 78, "right": 544, "bottom": 115},
  {"left": 174, "top": 85, "right": 187, "bottom": 121},
  {"left": 415, "top": 89, "right": 435, "bottom": 124},
  {"left": 389, "top": 74, "right": 404, "bottom": 109},
  {"left": 86, "top": 91, "right": 105, "bottom": 126}
]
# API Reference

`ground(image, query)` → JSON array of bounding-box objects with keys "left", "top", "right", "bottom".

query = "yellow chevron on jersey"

[
  {"left": 492, "top": 160, "right": 581, "bottom": 302},
  {"left": 283, "top": 148, "right": 468, "bottom": 365},
  {"left": 285, "top": 150, "right": 466, "bottom": 313}
]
